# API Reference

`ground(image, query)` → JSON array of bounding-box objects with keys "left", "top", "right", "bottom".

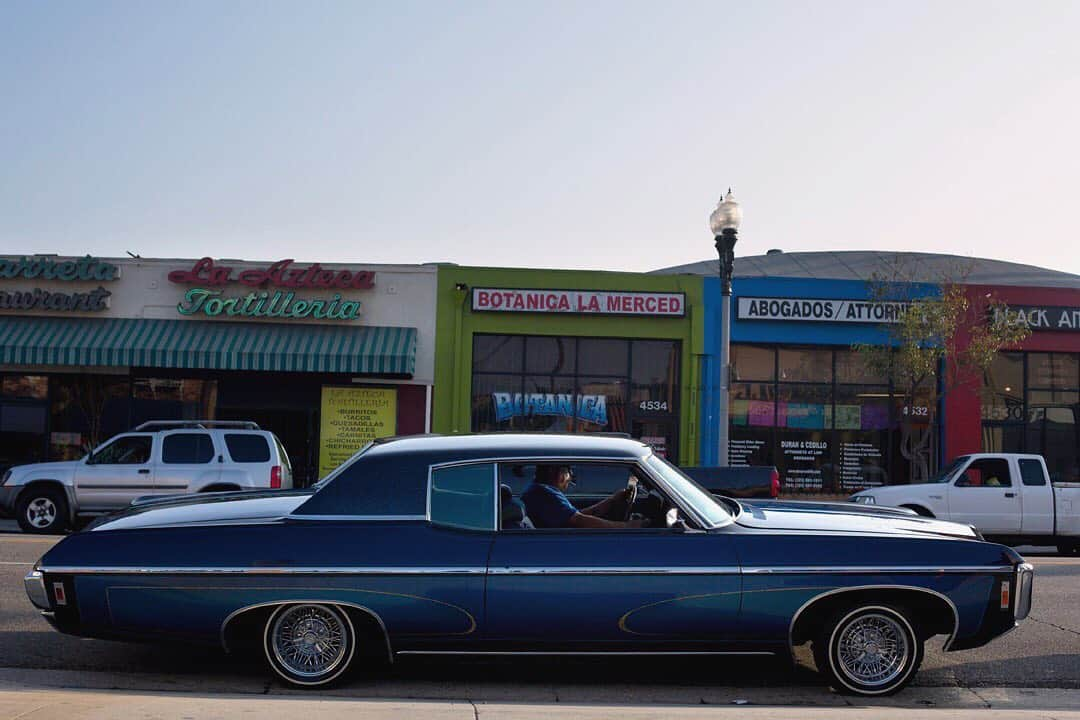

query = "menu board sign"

[{"left": 318, "top": 387, "right": 397, "bottom": 479}]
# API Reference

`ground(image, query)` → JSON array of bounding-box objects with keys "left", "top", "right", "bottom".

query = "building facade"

[
  {"left": 432, "top": 266, "right": 705, "bottom": 465},
  {"left": 658, "top": 251, "right": 1080, "bottom": 492},
  {"left": 0, "top": 254, "right": 437, "bottom": 485}
]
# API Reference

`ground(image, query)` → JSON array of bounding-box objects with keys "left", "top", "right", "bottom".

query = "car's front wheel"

[
  {"left": 814, "top": 604, "right": 923, "bottom": 696},
  {"left": 263, "top": 603, "right": 356, "bottom": 687},
  {"left": 15, "top": 487, "right": 69, "bottom": 534}
]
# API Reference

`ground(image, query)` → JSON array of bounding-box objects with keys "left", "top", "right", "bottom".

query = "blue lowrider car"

[{"left": 24, "top": 434, "right": 1033, "bottom": 695}]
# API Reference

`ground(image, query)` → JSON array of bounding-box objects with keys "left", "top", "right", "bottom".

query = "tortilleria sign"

[
  {"left": 472, "top": 288, "right": 685, "bottom": 317},
  {"left": 994, "top": 305, "right": 1080, "bottom": 332},
  {"left": 0, "top": 255, "right": 118, "bottom": 313},
  {"left": 737, "top": 297, "right": 909, "bottom": 323},
  {"left": 168, "top": 257, "right": 375, "bottom": 321}
]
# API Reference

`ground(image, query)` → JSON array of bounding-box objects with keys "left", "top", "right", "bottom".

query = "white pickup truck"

[{"left": 850, "top": 453, "right": 1080, "bottom": 555}]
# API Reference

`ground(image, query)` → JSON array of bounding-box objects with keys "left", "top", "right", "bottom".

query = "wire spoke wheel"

[
  {"left": 266, "top": 604, "right": 354, "bottom": 685},
  {"left": 820, "top": 605, "right": 922, "bottom": 695}
]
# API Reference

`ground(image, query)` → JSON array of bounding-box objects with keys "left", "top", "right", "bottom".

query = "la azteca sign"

[
  {"left": 472, "top": 288, "right": 685, "bottom": 317},
  {"left": 169, "top": 258, "right": 374, "bottom": 322},
  {"left": 168, "top": 257, "right": 375, "bottom": 289},
  {"left": 737, "top": 297, "right": 909, "bottom": 324}
]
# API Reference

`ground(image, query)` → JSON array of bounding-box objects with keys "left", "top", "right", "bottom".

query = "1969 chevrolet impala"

[{"left": 25, "top": 434, "right": 1033, "bottom": 695}]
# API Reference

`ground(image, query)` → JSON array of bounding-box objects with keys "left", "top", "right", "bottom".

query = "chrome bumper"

[
  {"left": 1015, "top": 562, "right": 1034, "bottom": 621},
  {"left": 24, "top": 570, "right": 50, "bottom": 610}
]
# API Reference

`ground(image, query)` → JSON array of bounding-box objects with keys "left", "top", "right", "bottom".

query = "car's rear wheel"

[
  {"left": 1058, "top": 542, "right": 1079, "bottom": 556},
  {"left": 813, "top": 604, "right": 923, "bottom": 696},
  {"left": 15, "top": 487, "right": 69, "bottom": 534},
  {"left": 263, "top": 603, "right": 356, "bottom": 687}
]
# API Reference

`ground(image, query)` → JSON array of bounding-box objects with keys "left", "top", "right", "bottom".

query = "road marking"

[{"left": 0, "top": 561, "right": 33, "bottom": 566}]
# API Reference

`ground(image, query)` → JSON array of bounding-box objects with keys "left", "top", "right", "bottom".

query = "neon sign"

[
  {"left": 492, "top": 392, "right": 608, "bottom": 426},
  {"left": 177, "top": 288, "right": 361, "bottom": 321},
  {"left": 168, "top": 257, "right": 375, "bottom": 290}
]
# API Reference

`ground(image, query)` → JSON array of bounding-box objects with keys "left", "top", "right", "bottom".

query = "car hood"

[
  {"left": 7, "top": 460, "right": 82, "bottom": 481},
  {"left": 850, "top": 483, "right": 943, "bottom": 497},
  {"left": 88, "top": 489, "right": 314, "bottom": 531},
  {"left": 747, "top": 498, "right": 918, "bottom": 518},
  {"left": 735, "top": 500, "right": 977, "bottom": 540}
]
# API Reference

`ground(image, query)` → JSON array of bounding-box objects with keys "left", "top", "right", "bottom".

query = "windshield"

[
  {"left": 643, "top": 454, "right": 733, "bottom": 528},
  {"left": 927, "top": 456, "right": 968, "bottom": 484}
]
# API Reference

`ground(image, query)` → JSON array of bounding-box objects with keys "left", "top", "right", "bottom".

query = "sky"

[{"left": 2, "top": 1, "right": 1079, "bottom": 276}]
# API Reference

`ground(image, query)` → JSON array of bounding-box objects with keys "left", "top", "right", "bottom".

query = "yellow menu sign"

[{"left": 318, "top": 386, "right": 397, "bottom": 479}]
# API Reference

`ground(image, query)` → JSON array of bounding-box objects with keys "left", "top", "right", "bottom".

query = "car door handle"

[
  {"left": 137, "top": 468, "right": 150, "bottom": 474},
  {"left": 1004, "top": 492, "right": 1016, "bottom": 498}
]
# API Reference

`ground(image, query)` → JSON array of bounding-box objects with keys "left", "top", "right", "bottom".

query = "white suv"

[{"left": 0, "top": 421, "right": 293, "bottom": 534}]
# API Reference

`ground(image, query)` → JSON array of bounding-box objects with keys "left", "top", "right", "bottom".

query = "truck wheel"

[
  {"left": 813, "top": 603, "right": 923, "bottom": 696},
  {"left": 15, "top": 487, "right": 70, "bottom": 534},
  {"left": 1057, "top": 542, "right": 1079, "bottom": 557}
]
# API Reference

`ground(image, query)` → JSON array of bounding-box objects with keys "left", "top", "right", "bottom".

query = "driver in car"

[{"left": 521, "top": 465, "right": 645, "bottom": 529}]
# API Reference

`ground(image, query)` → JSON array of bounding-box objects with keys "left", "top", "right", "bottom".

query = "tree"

[{"left": 853, "top": 257, "right": 1030, "bottom": 483}]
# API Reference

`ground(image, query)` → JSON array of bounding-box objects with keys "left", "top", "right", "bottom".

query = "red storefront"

[{"left": 947, "top": 285, "right": 1080, "bottom": 483}]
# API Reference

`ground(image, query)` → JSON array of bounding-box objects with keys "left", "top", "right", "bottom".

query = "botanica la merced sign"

[{"left": 169, "top": 257, "right": 375, "bottom": 321}]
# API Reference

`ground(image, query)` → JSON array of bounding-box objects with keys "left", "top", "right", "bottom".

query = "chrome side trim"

[
  {"left": 219, "top": 599, "right": 392, "bottom": 663},
  {"left": 36, "top": 566, "right": 487, "bottom": 576},
  {"left": 288, "top": 514, "right": 427, "bottom": 522},
  {"left": 394, "top": 650, "right": 776, "bottom": 657},
  {"left": 787, "top": 584, "right": 961, "bottom": 656},
  {"left": 745, "top": 565, "right": 1013, "bottom": 575},
  {"left": 23, "top": 570, "right": 49, "bottom": 610},
  {"left": 489, "top": 566, "right": 741, "bottom": 576}
]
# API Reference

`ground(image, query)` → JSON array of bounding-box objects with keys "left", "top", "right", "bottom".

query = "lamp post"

[{"left": 709, "top": 189, "right": 741, "bottom": 467}]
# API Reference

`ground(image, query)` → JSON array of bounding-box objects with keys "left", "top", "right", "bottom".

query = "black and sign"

[
  {"left": 994, "top": 306, "right": 1080, "bottom": 332},
  {"left": 737, "top": 297, "right": 909, "bottom": 324}
]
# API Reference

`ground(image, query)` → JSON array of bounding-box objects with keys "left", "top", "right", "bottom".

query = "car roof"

[{"left": 362, "top": 433, "right": 652, "bottom": 460}]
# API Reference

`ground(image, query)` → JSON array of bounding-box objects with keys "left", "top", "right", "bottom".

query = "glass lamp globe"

[{"left": 709, "top": 189, "right": 742, "bottom": 235}]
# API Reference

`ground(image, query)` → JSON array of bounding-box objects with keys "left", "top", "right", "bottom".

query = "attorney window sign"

[
  {"left": 994, "top": 305, "right": 1080, "bottom": 332},
  {"left": 737, "top": 297, "right": 909, "bottom": 323}
]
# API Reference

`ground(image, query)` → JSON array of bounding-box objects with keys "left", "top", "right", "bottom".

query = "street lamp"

[{"left": 710, "top": 189, "right": 741, "bottom": 467}]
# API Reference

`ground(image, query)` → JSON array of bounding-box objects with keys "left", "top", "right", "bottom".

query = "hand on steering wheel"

[{"left": 623, "top": 478, "right": 639, "bottom": 522}]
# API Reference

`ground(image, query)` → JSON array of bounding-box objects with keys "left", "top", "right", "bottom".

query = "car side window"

[
  {"left": 498, "top": 463, "right": 629, "bottom": 499},
  {"left": 162, "top": 433, "right": 215, "bottom": 464},
  {"left": 955, "top": 458, "right": 1012, "bottom": 487},
  {"left": 89, "top": 436, "right": 152, "bottom": 465},
  {"left": 430, "top": 463, "right": 496, "bottom": 531},
  {"left": 1019, "top": 459, "right": 1047, "bottom": 486},
  {"left": 225, "top": 433, "right": 271, "bottom": 462}
]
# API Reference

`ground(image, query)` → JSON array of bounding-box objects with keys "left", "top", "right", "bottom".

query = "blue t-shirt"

[{"left": 520, "top": 482, "right": 578, "bottom": 528}]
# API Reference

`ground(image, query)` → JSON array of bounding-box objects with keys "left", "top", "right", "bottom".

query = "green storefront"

[{"left": 433, "top": 266, "right": 705, "bottom": 465}]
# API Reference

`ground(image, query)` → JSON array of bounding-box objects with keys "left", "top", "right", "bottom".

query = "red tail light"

[
  {"left": 270, "top": 465, "right": 282, "bottom": 489},
  {"left": 770, "top": 470, "right": 780, "bottom": 498}
]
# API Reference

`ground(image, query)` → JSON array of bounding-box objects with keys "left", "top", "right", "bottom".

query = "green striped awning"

[{"left": 0, "top": 317, "right": 416, "bottom": 375}]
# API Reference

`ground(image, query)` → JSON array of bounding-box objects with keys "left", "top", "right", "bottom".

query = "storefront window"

[
  {"left": 779, "top": 348, "right": 833, "bottom": 383},
  {"left": 50, "top": 375, "right": 131, "bottom": 459},
  {"left": 133, "top": 378, "right": 218, "bottom": 425},
  {"left": 732, "top": 345, "right": 774, "bottom": 382},
  {"left": 727, "top": 345, "right": 928, "bottom": 492},
  {"left": 982, "top": 351, "right": 1079, "bottom": 484},
  {"left": 471, "top": 334, "right": 680, "bottom": 462},
  {"left": 2, "top": 375, "right": 48, "bottom": 400},
  {"left": 981, "top": 352, "right": 1024, "bottom": 422}
]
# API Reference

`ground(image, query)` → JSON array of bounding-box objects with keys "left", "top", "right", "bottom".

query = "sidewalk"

[{"left": 2, "top": 686, "right": 1080, "bottom": 720}]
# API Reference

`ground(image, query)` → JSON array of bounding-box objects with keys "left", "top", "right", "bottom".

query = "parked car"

[
  {"left": 849, "top": 453, "right": 1080, "bottom": 555},
  {"left": 0, "top": 421, "right": 292, "bottom": 534},
  {"left": 25, "top": 434, "right": 1031, "bottom": 695}
]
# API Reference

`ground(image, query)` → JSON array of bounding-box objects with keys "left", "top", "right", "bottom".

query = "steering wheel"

[{"left": 622, "top": 478, "right": 639, "bottom": 522}]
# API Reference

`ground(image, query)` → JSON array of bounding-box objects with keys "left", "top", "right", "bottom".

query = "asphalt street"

[{"left": 1, "top": 527, "right": 1077, "bottom": 707}]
